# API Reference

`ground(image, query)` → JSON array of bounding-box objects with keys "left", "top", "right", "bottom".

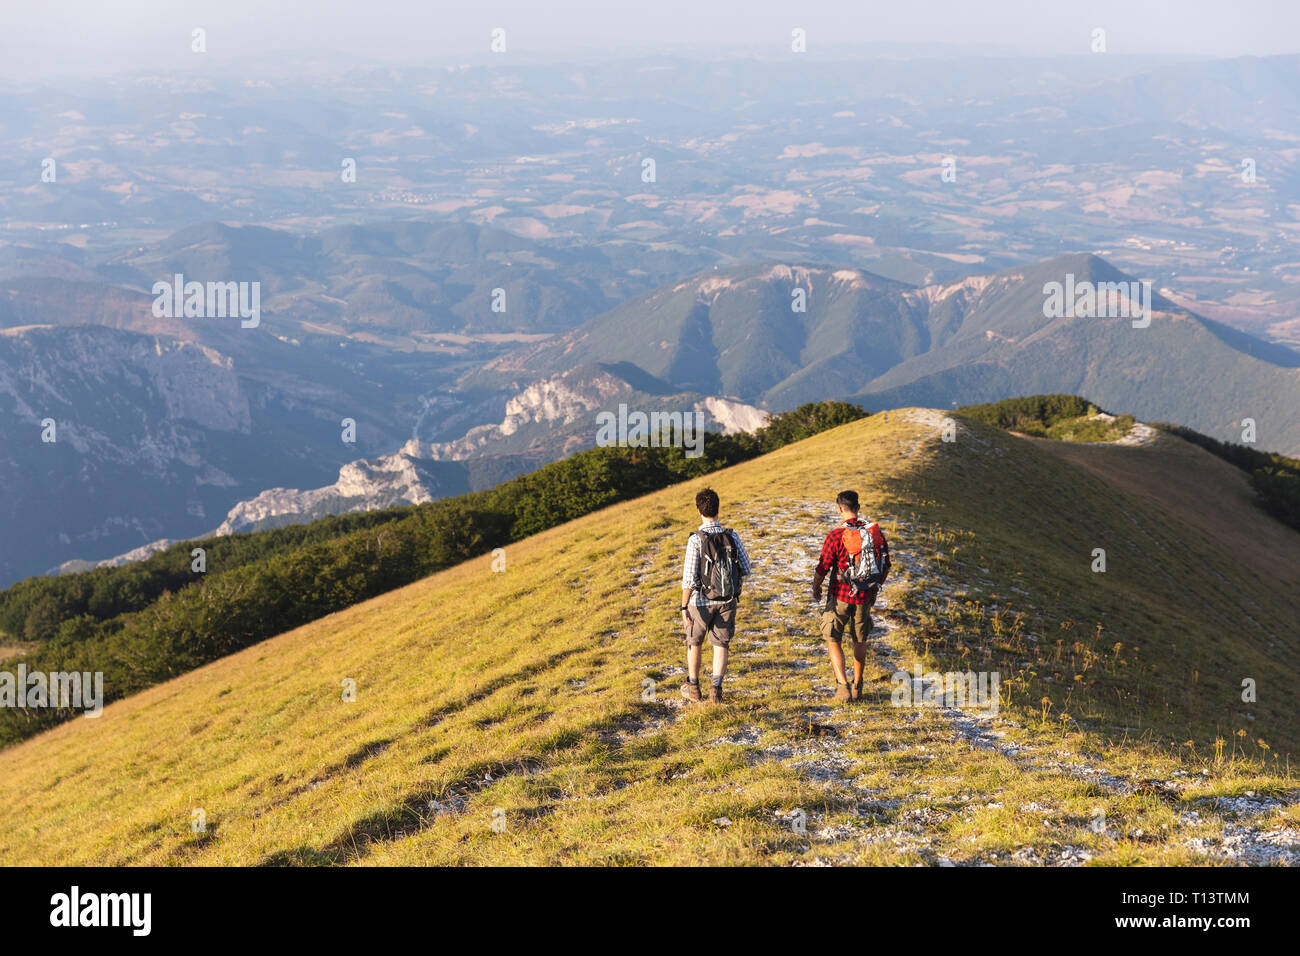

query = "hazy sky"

[{"left": 3, "top": 0, "right": 1298, "bottom": 80}]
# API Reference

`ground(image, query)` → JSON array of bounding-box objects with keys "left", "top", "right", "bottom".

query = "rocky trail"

[{"left": 630, "top": 493, "right": 1299, "bottom": 866}]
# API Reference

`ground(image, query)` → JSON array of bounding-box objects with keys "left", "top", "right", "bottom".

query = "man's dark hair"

[
  {"left": 695, "top": 487, "right": 720, "bottom": 518},
  {"left": 836, "top": 490, "right": 859, "bottom": 513}
]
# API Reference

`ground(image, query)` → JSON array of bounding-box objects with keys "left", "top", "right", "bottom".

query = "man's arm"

[
  {"left": 812, "top": 532, "right": 836, "bottom": 602},
  {"left": 680, "top": 533, "right": 698, "bottom": 622},
  {"left": 732, "top": 530, "right": 752, "bottom": 577}
]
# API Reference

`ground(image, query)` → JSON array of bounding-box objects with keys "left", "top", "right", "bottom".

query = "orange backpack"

[{"left": 841, "top": 521, "right": 890, "bottom": 592}]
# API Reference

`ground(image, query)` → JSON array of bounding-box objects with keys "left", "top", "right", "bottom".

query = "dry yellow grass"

[{"left": 1, "top": 409, "right": 1296, "bottom": 866}]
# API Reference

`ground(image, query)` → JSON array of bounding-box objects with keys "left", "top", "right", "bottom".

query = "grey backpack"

[{"left": 694, "top": 530, "right": 742, "bottom": 602}]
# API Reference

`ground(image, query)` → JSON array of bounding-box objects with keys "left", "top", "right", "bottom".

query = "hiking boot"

[
  {"left": 708, "top": 684, "right": 723, "bottom": 704},
  {"left": 681, "top": 681, "right": 702, "bottom": 702},
  {"left": 833, "top": 682, "right": 852, "bottom": 703},
  {"left": 850, "top": 680, "right": 863, "bottom": 701}
]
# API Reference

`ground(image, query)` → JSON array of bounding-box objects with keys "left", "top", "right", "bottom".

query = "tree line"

[{"left": 0, "top": 401, "right": 866, "bottom": 746}]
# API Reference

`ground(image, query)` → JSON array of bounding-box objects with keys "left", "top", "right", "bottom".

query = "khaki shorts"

[
  {"left": 684, "top": 602, "right": 737, "bottom": 648},
  {"left": 821, "top": 598, "right": 872, "bottom": 645}
]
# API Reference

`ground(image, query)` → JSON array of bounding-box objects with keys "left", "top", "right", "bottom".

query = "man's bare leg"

[
  {"left": 852, "top": 640, "right": 868, "bottom": 683},
  {"left": 687, "top": 643, "right": 702, "bottom": 683},
  {"left": 712, "top": 644, "right": 728, "bottom": 681},
  {"left": 827, "top": 641, "right": 849, "bottom": 685}
]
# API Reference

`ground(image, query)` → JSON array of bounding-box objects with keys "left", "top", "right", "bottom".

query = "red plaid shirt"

[{"left": 816, "top": 519, "right": 876, "bottom": 606}]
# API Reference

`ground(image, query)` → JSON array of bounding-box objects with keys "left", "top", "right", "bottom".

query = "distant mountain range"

[
  {"left": 7, "top": 53, "right": 1299, "bottom": 345},
  {"left": 488, "top": 254, "right": 1300, "bottom": 453},
  {"left": 2, "top": 218, "right": 716, "bottom": 339},
  {"left": 2, "top": 219, "right": 1296, "bottom": 585}
]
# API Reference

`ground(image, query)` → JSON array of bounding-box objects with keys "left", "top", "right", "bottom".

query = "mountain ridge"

[
  {"left": 2, "top": 407, "right": 1295, "bottom": 865},
  {"left": 484, "top": 253, "right": 1300, "bottom": 454}
]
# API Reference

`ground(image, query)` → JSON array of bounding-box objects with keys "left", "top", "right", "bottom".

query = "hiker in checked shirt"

[
  {"left": 679, "top": 487, "right": 751, "bottom": 704},
  {"left": 811, "top": 489, "right": 891, "bottom": 703}
]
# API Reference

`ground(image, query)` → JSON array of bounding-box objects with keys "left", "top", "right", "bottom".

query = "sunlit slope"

[
  {"left": 895, "top": 419, "right": 1299, "bottom": 752},
  {"left": 1, "top": 410, "right": 1296, "bottom": 866}
]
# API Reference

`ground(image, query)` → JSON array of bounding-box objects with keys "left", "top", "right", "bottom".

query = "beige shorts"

[
  {"left": 821, "top": 599, "right": 872, "bottom": 645},
  {"left": 684, "top": 602, "right": 737, "bottom": 647}
]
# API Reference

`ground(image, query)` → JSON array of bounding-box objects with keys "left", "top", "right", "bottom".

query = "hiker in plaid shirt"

[
  {"left": 811, "top": 489, "right": 887, "bottom": 703},
  {"left": 679, "top": 487, "right": 751, "bottom": 704}
]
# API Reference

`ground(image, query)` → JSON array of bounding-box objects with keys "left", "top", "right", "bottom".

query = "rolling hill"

[{"left": 1, "top": 408, "right": 1296, "bottom": 865}]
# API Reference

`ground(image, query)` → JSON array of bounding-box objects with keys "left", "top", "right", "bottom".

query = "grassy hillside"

[
  {"left": 958, "top": 394, "right": 1300, "bottom": 531},
  {"left": 0, "top": 402, "right": 864, "bottom": 747},
  {"left": 1, "top": 410, "right": 1297, "bottom": 865}
]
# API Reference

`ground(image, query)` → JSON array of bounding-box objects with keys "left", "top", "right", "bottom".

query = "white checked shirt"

[{"left": 681, "top": 520, "right": 752, "bottom": 606}]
